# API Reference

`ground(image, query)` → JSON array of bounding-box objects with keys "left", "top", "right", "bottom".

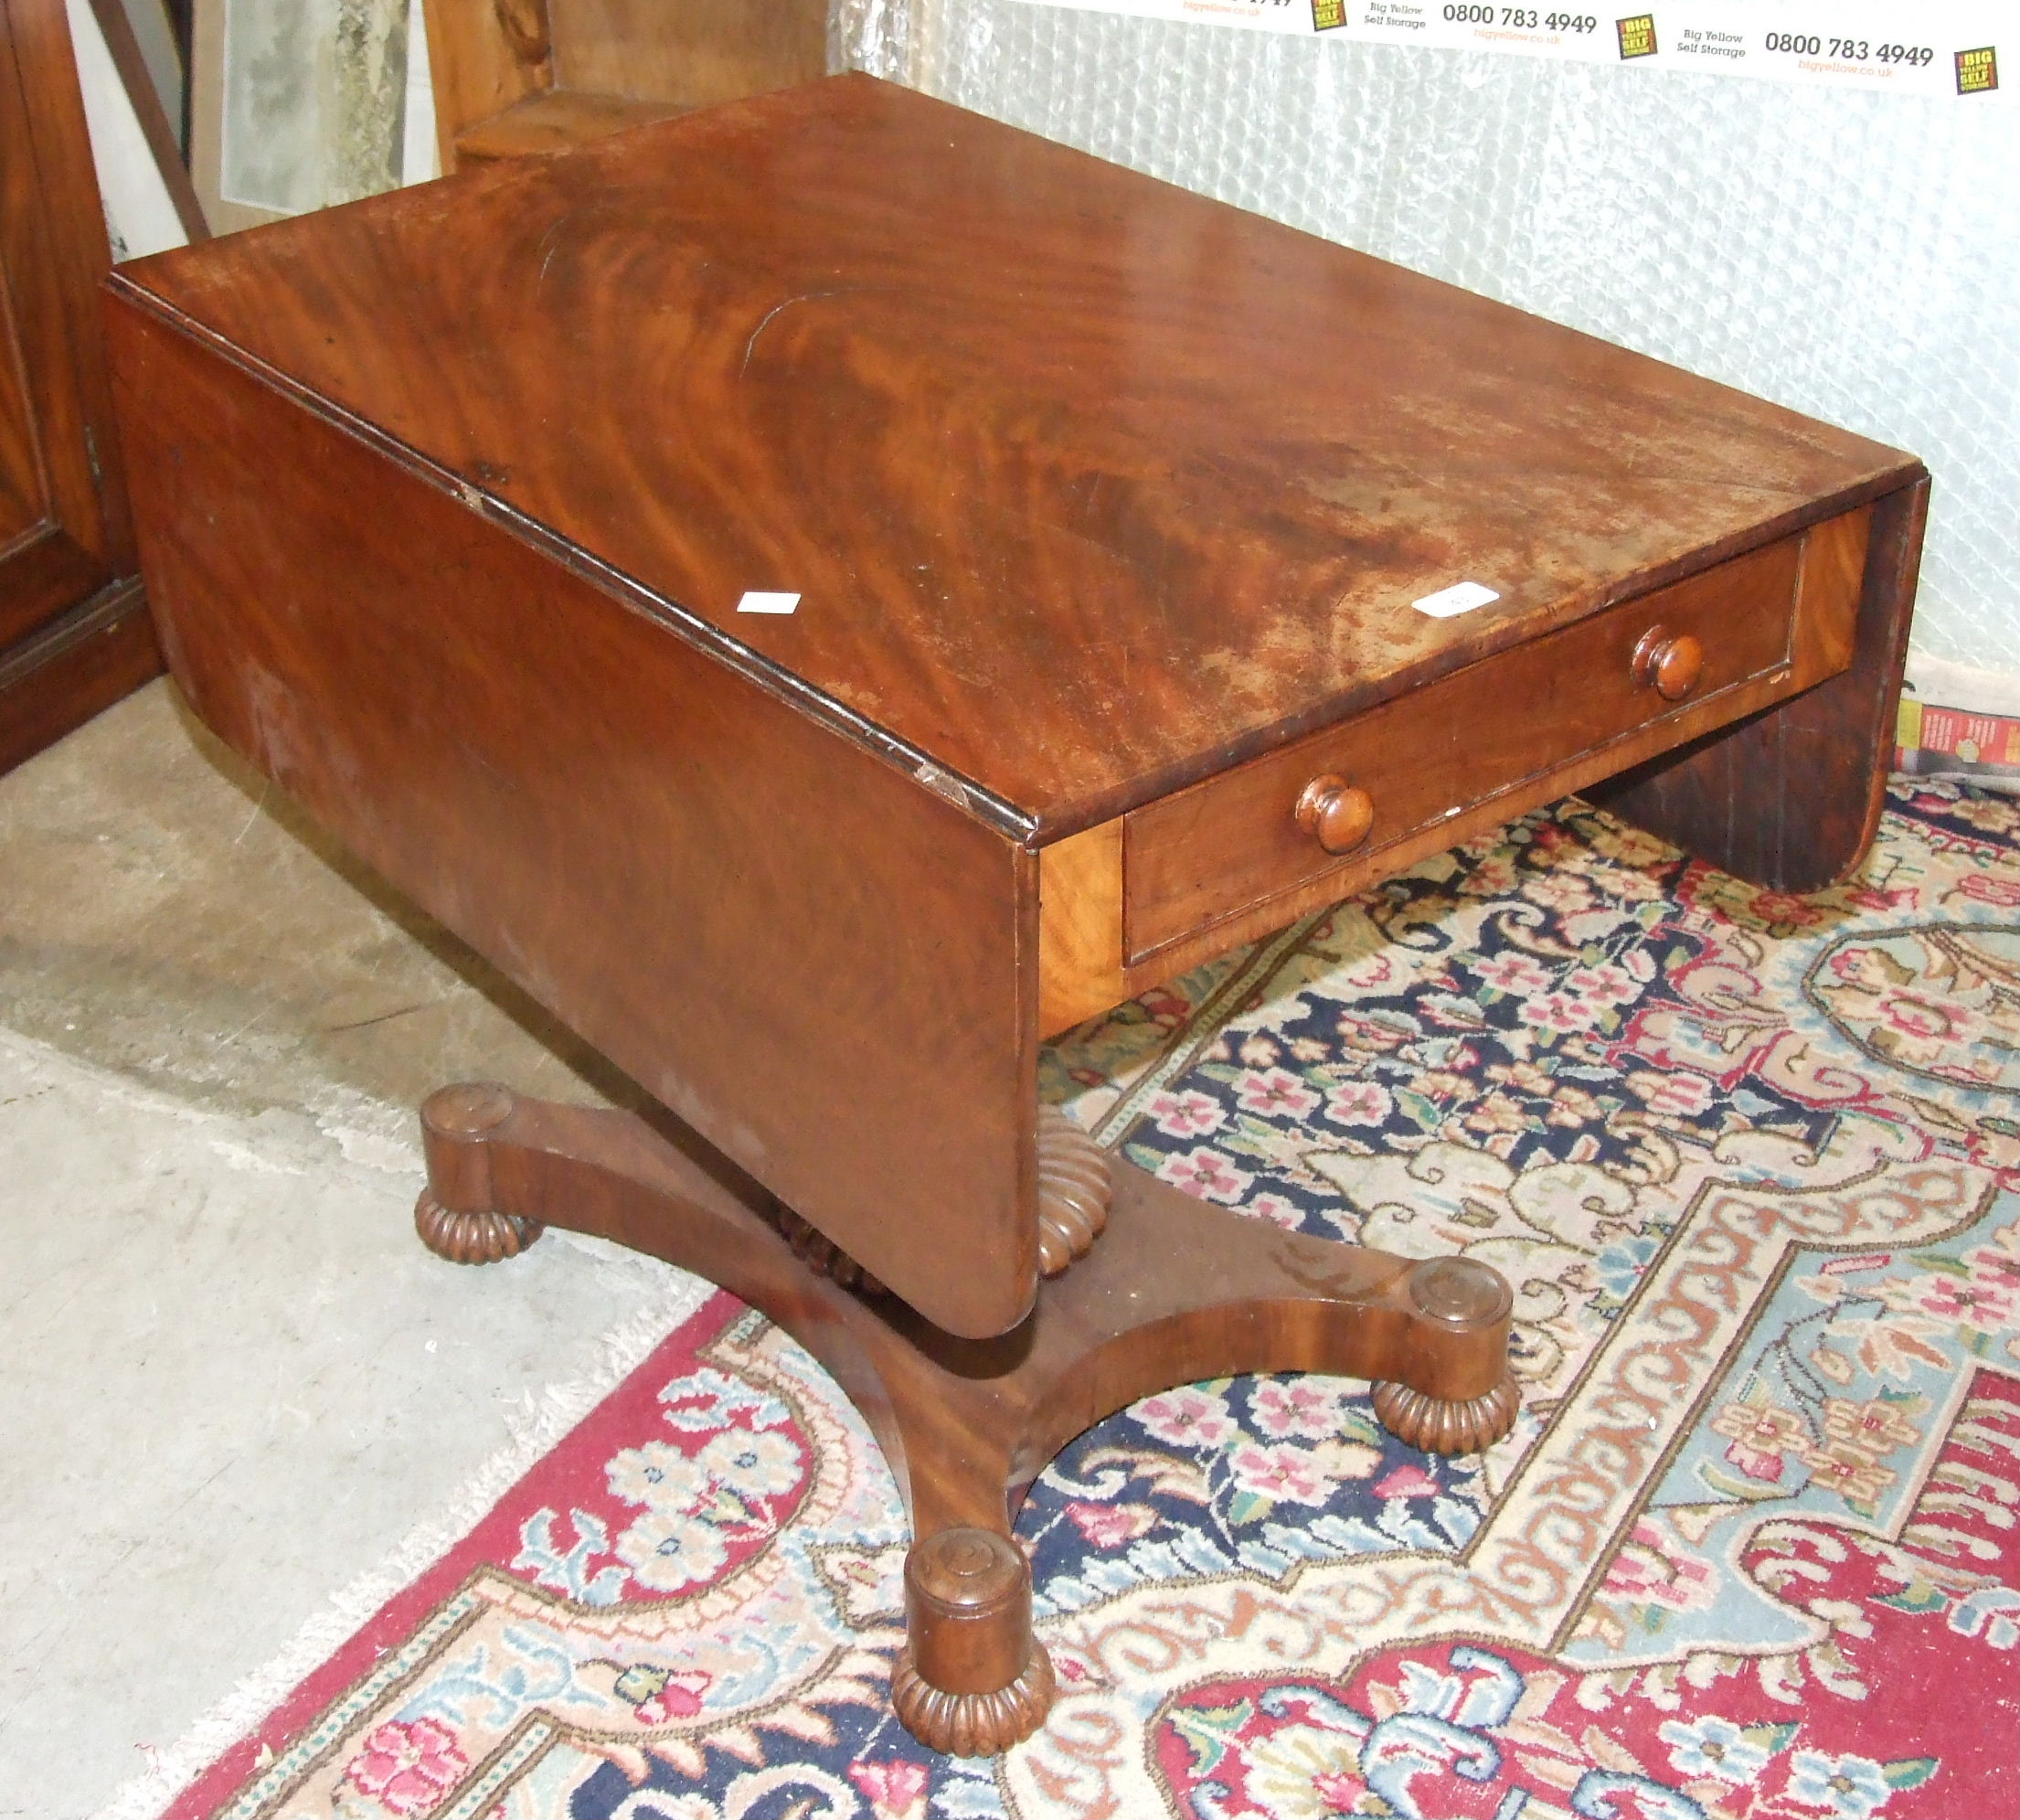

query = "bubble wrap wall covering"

[{"left": 842, "top": 0, "right": 2019, "bottom": 676}]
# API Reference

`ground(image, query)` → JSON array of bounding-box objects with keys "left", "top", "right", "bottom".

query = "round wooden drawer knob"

[
  {"left": 1295, "top": 774, "right": 1375, "bottom": 854},
  {"left": 1633, "top": 625, "right": 1705, "bottom": 701}
]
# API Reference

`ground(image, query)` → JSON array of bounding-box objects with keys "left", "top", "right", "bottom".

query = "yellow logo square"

[
  {"left": 1955, "top": 46, "right": 1998, "bottom": 93},
  {"left": 1616, "top": 13, "right": 1657, "bottom": 57}
]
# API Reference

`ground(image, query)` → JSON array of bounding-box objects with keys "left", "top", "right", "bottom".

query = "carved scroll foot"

[
  {"left": 1369, "top": 1254, "right": 1519, "bottom": 1454},
  {"left": 414, "top": 1083, "right": 544, "bottom": 1264},
  {"left": 1035, "top": 1105, "right": 1111, "bottom": 1276},
  {"left": 890, "top": 1527, "right": 1055, "bottom": 1756}
]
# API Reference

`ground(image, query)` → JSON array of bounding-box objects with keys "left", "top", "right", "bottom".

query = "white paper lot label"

[
  {"left": 1412, "top": 580, "right": 1501, "bottom": 619},
  {"left": 737, "top": 591, "right": 801, "bottom": 615}
]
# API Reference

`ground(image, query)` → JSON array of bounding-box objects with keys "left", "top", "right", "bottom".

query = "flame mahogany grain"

[
  {"left": 105, "top": 301, "right": 1039, "bottom": 1341},
  {"left": 107, "top": 75, "right": 1922, "bottom": 845}
]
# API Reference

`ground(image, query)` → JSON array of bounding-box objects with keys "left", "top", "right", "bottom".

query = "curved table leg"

[{"left": 414, "top": 1083, "right": 1520, "bottom": 1754}]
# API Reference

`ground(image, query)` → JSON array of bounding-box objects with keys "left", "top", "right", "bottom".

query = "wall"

[{"left": 845, "top": 0, "right": 2020, "bottom": 689}]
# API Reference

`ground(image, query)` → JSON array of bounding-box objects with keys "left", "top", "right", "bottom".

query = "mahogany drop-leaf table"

[{"left": 105, "top": 74, "right": 1926, "bottom": 1755}]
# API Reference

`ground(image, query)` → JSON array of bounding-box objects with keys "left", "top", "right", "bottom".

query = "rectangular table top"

[{"left": 115, "top": 75, "right": 1919, "bottom": 844}]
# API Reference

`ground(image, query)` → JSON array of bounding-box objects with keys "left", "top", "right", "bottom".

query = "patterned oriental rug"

[{"left": 146, "top": 780, "right": 2020, "bottom": 1820}]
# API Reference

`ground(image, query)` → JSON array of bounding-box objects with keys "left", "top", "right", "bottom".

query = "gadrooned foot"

[
  {"left": 1370, "top": 1254, "right": 1520, "bottom": 1454},
  {"left": 1371, "top": 1374, "right": 1520, "bottom": 1454},
  {"left": 771, "top": 1205, "right": 887, "bottom": 1296},
  {"left": 1035, "top": 1106, "right": 1112, "bottom": 1277},
  {"left": 891, "top": 1643, "right": 1056, "bottom": 1759},
  {"left": 414, "top": 1187, "right": 543, "bottom": 1264},
  {"left": 775, "top": 1106, "right": 1113, "bottom": 1289},
  {"left": 414, "top": 1082, "right": 544, "bottom": 1264},
  {"left": 890, "top": 1527, "right": 1055, "bottom": 1755}
]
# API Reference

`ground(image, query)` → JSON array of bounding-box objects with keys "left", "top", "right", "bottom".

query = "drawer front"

[{"left": 1123, "top": 515, "right": 1858, "bottom": 964}]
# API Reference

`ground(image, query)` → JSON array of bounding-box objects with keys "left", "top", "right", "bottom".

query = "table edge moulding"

[{"left": 101, "top": 73, "right": 1929, "bottom": 1756}]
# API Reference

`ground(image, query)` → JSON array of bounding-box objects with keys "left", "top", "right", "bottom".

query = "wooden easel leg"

[{"left": 410, "top": 1086, "right": 1520, "bottom": 1755}]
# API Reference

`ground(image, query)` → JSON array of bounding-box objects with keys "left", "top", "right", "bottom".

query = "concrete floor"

[{"left": 0, "top": 683, "right": 708, "bottom": 1818}]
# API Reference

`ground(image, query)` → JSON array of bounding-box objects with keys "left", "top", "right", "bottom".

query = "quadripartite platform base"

[{"left": 415, "top": 1082, "right": 1519, "bottom": 1756}]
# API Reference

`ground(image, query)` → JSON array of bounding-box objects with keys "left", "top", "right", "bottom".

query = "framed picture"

[{"left": 188, "top": 0, "right": 415, "bottom": 234}]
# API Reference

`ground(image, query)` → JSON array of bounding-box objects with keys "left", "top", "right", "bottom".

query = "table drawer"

[{"left": 1122, "top": 513, "right": 1861, "bottom": 965}]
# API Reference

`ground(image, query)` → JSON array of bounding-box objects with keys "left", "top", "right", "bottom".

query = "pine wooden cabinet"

[{"left": 0, "top": 0, "right": 158, "bottom": 776}]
